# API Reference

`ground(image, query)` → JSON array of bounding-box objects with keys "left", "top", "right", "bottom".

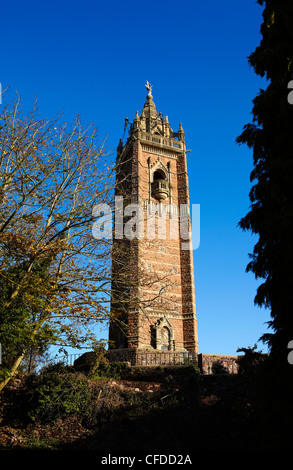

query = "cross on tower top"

[{"left": 145, "top": 80, "right": 153, "bottom": 97}]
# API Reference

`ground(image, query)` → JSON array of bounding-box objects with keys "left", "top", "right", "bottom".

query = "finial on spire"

[
  {"left": 178, "top": 122, "right": 185, "bottom": 142},
  {"left": 145, "top": 81, "right": 153, "bottom": 97}
]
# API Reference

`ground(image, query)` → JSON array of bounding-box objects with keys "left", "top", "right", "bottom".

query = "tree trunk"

[
  {"left": 0, "top": 323, "right": 41, "bottom": 392},
  {"left": 0, "top": 351, "right": 26, "bottom": 392}
]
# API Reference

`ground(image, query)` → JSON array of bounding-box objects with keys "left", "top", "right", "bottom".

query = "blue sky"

[{"left": 1, "top": 0, "right": 271, "bottom": 356}]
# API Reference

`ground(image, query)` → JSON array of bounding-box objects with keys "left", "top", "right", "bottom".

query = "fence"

[
  {"left": 48, "top": 350, "right": 198, "bottom": 368},
  {"left": 48, "top": 353, "right": 82, "bottom": 367},
  {"left": 106, "top": 349, "right": 197, "bottom": 366},
  {"left": 135, "top": 351, "right": 197, "bottom": 366}
]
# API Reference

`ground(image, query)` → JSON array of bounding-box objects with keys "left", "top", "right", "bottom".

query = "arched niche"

[{"left": 154, "top": 317, "right": 175, "bottom": 351}]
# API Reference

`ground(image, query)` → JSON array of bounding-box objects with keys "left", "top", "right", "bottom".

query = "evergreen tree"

[{"left": 237, "top": 0, "right": 293, "bottom": 362}]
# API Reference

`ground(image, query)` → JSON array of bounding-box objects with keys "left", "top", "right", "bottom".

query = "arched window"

[{"left": 153, "top": 169, "right": 167, "bottom": 181}]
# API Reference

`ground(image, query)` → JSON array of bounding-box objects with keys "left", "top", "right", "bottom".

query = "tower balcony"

[
  {"left": 151, "top": 179, "right": 169, "bottom": 201},
  {"left": 139, "top": 131, "right": 184, "bottom": 151}
]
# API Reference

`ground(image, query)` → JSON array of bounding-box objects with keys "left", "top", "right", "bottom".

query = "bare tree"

[{"left": 0, "top": 96, "right": 114, "bottom": 390}]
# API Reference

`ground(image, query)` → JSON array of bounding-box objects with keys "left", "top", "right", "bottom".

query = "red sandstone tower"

[{"left": 109, "top": 83, "right": 198, "bottom": 360}]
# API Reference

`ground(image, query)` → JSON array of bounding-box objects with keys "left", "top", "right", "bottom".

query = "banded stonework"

[{"left": 109, "top": 84, "right": 198, "bottom": 361}]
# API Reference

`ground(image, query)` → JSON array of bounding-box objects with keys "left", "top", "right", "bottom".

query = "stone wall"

[
  {"left": 106, "top": 348, "right": 137, "bottom": 365},
  {"left": 198, "top": 353, "right": 239, "bottom": 374},
  {"left": 106, "top": 349, "right": 239, "bottom": 373},
  {"left": 75, "top": 350, "right": 240, "bottom": 374},
  {"left": 106, "top": 348, "right": 197, "bottom": 367}
]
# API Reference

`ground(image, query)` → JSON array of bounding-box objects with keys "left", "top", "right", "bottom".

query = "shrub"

[
  {"left": 28, "top": 372, "right": 92, "bottom": 423},
  {"left": 82, "top": 382, "right": 125, "bottom": 428},
  {"left": 90, "top": 361, "right": 129, "bottom": 379},
  {"left": 237, "top": 345, "right": 265, "bottom": 376},
  {"left": 212, "top": 360, "right": 229, "bottom": 375},
  {"left": 40, "top": 362, "right": 75, "bottom": 375}
]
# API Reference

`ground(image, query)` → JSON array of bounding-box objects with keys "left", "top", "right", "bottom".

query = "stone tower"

[{"left": 109, "top": 83, "right": 198, "bottom": 360}]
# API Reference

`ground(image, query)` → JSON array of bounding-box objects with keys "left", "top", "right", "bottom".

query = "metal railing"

[
  {"left": 47, "top": 353, "right": 82, "bottom": 367},
  {"left": 48, "top": 350, "right": 197, "bottom": 368},
  {"left": 135, "top": 351, "right": 197, "bottom": 366}
]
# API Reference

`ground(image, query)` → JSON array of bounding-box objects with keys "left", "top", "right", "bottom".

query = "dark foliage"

[
  {"left": 1, "top": 361, "right": 293, "bottom": 450},
  {"left": 236, "top": 0, "right": 293, "bottom": 362},
  {"left": 211, "top": 360, "right": 229, "bottom": 375}
]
